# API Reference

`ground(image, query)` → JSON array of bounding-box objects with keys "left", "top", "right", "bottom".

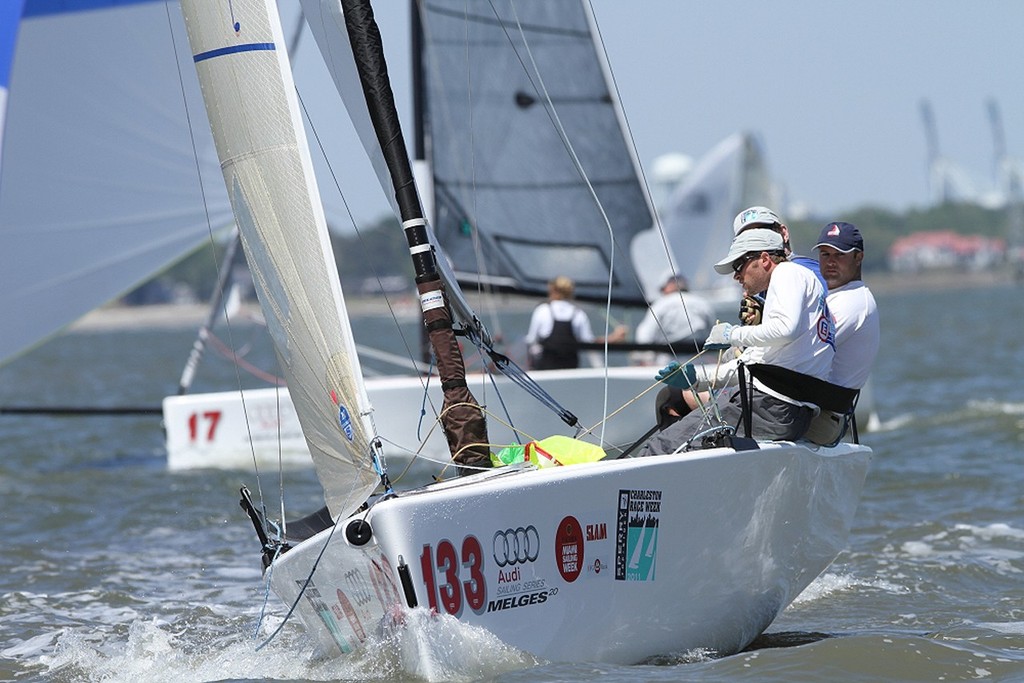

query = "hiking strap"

[{"left": 745, "top": 363, "right": 860, "bottom": 414}]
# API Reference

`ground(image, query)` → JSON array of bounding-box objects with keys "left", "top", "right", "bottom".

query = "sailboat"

[
  {"left": 632, "top": 132, "right": 776, "bottom": 304},
  {"left": 179, "top": 0, "right": 871, "bottom": 666}
]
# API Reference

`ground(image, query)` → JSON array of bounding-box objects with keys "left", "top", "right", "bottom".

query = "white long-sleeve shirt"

[
  {"left": 634, "top": 291, "right": 715, "bottom": 365},
  {"left": 826, "top": 280, "right": 879, "bottom": 389},
  {"left": 694, "top": 262, "right": 834, "bottom": 405}
]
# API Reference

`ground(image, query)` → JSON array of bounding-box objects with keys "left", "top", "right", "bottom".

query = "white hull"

[
  {"left": 267, "top": 441, "right": 871, "bottom": 663},
  {"left": 164, "top": 367, "right": 657, "bottom": 470}
]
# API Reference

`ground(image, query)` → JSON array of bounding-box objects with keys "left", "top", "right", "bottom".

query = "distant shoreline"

[
  {"left": 70, "top": 268, "right": 1016, "bottom": 332},
  {"left": 862, "top": 268, "right": 1017, "bottom": 295}
]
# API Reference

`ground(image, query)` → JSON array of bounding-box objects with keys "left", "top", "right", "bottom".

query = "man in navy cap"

[
  {"left": 814, "top": 222, "right": 879, "bottom": 391},
  {"left": 796, "top": 221, "right": 880, "bottom": 445}
]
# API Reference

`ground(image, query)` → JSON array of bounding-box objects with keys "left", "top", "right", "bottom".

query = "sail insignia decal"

[
  {"left": 337, "top": 405, "right": 355, "bottom": 441},
  {"left": 193, "top": 42, "right": 275, "bottom": 64}
]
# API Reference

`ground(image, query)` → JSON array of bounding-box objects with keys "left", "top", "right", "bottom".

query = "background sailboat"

[{"left": 632, "top": 131, "right": 776, "bottom": 303}]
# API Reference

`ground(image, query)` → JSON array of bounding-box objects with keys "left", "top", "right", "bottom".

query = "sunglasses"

[{"left": 731, "top": 252, "right": 760, "bottom": 274}]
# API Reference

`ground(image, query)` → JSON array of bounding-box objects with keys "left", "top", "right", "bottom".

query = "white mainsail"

[
  {"left": 179, "top": 0, "right": 379, "bottom": 516},
  {"left": 0, "top": 1, "right": 233, "bottom": 365}
]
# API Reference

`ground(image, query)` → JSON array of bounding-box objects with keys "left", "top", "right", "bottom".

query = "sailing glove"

[
  {"left": 704, "top": 322, "right": 735, "bottom": 350},
  {"left": 739, "top": 295, "right": 763, "bottom": 325},
  {"left": 655, "top": 361, "right": 697, "bottom": 390}
]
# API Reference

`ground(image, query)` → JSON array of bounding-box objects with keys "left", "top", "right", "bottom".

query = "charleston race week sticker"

[{"left": 615, "top": 489, "right": 661, "bottom": 581}]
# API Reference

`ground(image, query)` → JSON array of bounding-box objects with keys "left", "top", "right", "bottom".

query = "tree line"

[{"left": 152, "top": 202, "right": 1013, "bottom": 303}]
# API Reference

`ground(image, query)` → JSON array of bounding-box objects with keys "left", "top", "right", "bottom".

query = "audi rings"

[{"left": 492, "top": 526, "right": 540, "bottom": 567}]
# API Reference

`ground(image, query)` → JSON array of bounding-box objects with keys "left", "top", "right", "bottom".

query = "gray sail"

[{"left": 417, "top": 0, "right": 653, "bottom": 305}]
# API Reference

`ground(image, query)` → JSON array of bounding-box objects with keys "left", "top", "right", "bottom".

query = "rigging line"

[
  {"left": 253, "top": 543, "right": 283, "bottom": 639},
  {"left": 206, "top": 330, "right": 286, "bottom": 385},
  {"left": 414, "top": 1, "right": 506, "bottom": 342},
  {"left": 585, "top": 1, "right": 700, "bottom": 355},
  {"left": 492, "top": 0, "right": 660, "bottom": 317},
  {"left": 501, "top": 0, "right": 615, "bottom": 444},
  {"left": 276, "top": 384, "right": 287, "bottom": 537},
  {"left": 295, "top": 89, "right": 444, "bottom": 423},
  {"left": 574, "top": 347, "right": 707, "bottom": 443},
  {"left": 163, "top": 2, "right": 269, "bottom": 514},
  {"left": 256, "top": 513, "right": 345, "bottom": 651}
]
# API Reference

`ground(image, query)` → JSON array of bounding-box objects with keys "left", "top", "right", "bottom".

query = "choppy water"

[{"left": 1, "top": 283, "right": 1023, "bottom": 682}]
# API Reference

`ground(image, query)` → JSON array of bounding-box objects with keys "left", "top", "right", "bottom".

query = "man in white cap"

[{"left": 638, "top": 228, "right": 835, "bottom": 454}]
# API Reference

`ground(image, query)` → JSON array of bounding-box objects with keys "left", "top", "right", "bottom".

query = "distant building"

[{"left": 888, "top": 230, "right": 1006, "bottom": 272}]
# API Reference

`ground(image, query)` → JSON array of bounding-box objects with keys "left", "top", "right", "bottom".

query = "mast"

[{"left": 340, "top": 0, "right": 491, "bottom": 469}]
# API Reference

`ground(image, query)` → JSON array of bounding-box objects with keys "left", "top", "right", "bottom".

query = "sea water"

[{"left": 1, "top": 283, "right": 1023, "bottom": 682}]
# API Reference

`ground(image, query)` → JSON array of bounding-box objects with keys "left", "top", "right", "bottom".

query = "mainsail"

[
  {"left": 415, "top": 0, "right": 654, "bottom": 305},
  {"left": 0, "top": 1, "right": 233, "bottom": 365},
  {"left": 631, "top": 132, "right": 774, "bottom": 301},
  {"left": 180, "top": 0, "right": 379, "bottom": 516}
]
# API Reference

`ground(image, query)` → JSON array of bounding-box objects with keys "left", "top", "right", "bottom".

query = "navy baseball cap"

[{"left": 814, "top": 222, "right": 863, "bottom": 253}]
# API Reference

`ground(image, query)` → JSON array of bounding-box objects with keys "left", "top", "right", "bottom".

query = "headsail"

[
  {"left": 631, "top": 132, "right": 774, "bottom": 301},
  {"left": 180, "top": 0, "right": 380, "bottom": 515},
  {"left": 416, "top": 0, "right": 653, "bottom": 305},
  {"left": 0, "top": 1, "right": 233, "bottom": 365}
]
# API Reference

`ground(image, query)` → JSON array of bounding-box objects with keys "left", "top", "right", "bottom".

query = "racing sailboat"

[{"left": 178, "top": 0, "right": 871, "bottom": 666}]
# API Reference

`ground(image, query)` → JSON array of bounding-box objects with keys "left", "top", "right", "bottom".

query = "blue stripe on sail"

[
  {"left": 193, "top": 43, "right": 276, "bottom": 63},
  {"left": 0, "top": 0, "right": 25, "bottom": 90},
  {"left": 23, "top": 0, "right": 164, "bottom": 18}
]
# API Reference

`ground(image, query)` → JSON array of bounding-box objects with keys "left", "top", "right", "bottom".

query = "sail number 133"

[{"left": 419, "top": 536, "right": 485, "bottom": 616}]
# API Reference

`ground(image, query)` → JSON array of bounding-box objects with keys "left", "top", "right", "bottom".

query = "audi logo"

[{"left": 492, "top": 526, "right": 540, "bottom": 567}]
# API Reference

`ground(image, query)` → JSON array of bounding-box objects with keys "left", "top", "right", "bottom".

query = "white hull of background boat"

[
  {"left": 268, "top": 440, "right": 871, "bottom": 663},
  {"left": 164, "top": 367, "right": 657, "bottom": 470},
  {"left": 164, "top": 370, "right": 880, "bottom": 470}
]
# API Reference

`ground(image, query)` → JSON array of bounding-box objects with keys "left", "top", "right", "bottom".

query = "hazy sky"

[{"left": 292, "top": 1, "right": 1024, "bottom": 229}]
